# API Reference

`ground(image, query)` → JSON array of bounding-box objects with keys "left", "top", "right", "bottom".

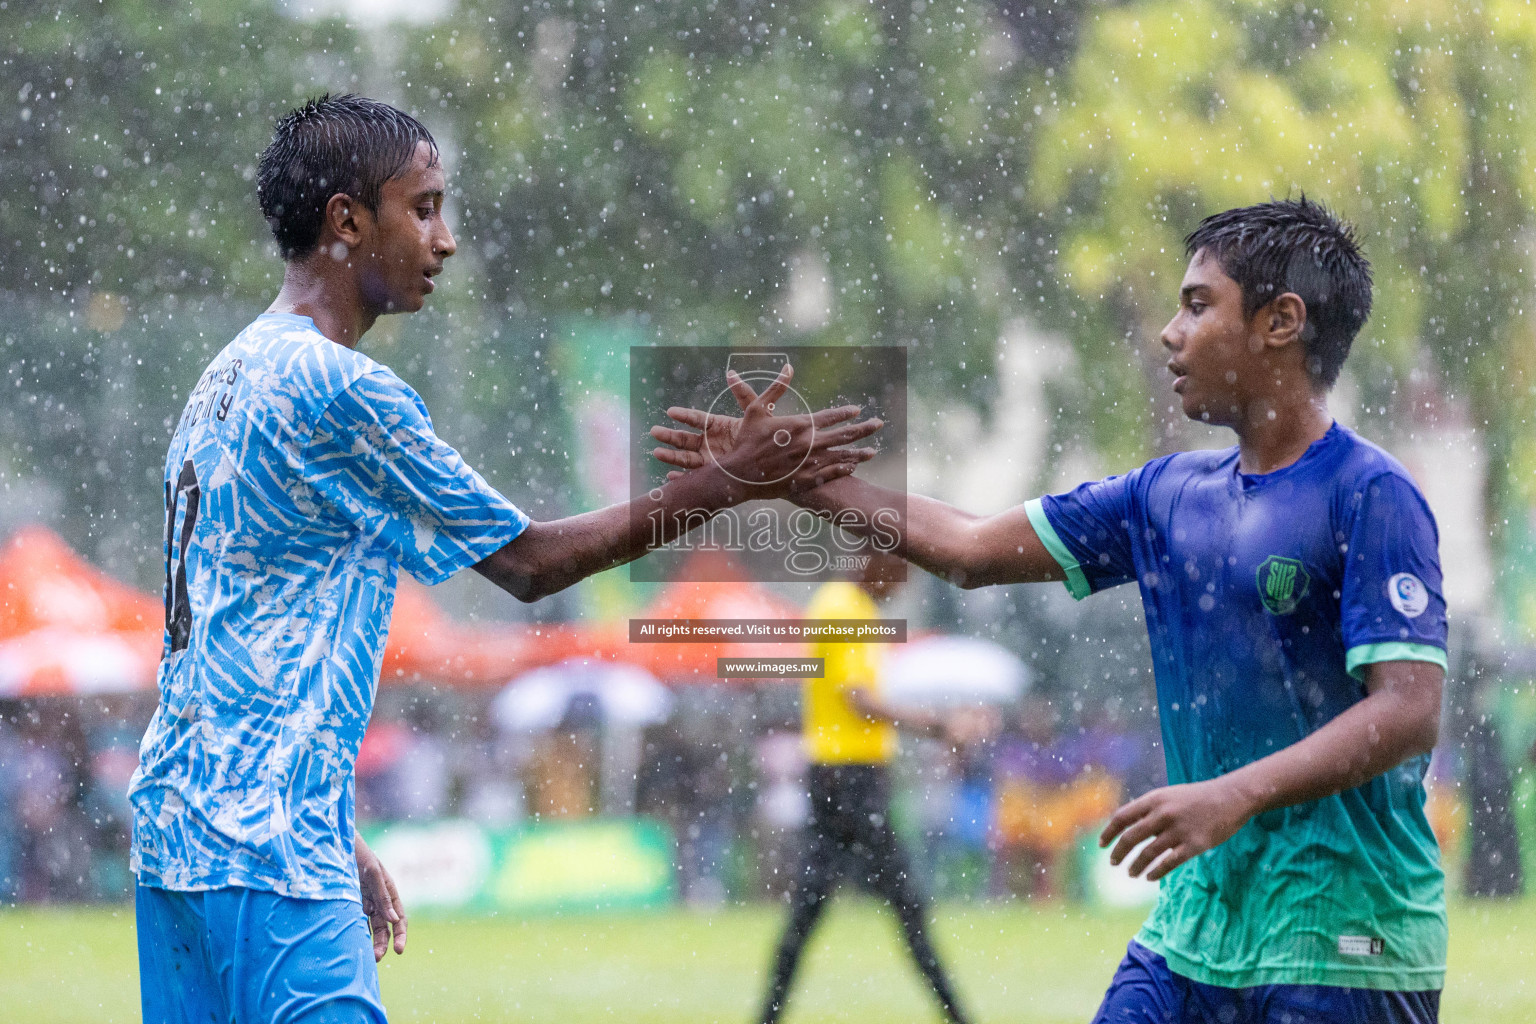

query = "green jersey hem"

[
  {"left": 1136, "top": 929, "right": 1445, "bottom": 992},
  {"left": 1024, "top": 498, "right": 1091, "bottom": 601},
  {"left": 1344, "top": 642, "right": 1448, "bottom": 682}
]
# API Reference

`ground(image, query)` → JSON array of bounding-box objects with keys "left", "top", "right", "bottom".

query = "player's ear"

[
  {"left": 1263, "top": 292, "right": 1307, "bottom": 350},
  {"left": 322, "top": 193, "right": 369, "bottom": 253}
]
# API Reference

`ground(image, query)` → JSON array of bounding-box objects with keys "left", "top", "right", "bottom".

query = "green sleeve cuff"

[
  {"left": 1025, "top": 498, "right": 1092, "bottom": 601},
  {"left": 1344, "top": 642, "right": 1448, "bottom": 681}
]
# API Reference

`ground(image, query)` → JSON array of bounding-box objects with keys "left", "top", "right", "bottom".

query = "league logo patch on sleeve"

[{"left": 1387, "top": 573, "right": 1429, "bottom": 619}]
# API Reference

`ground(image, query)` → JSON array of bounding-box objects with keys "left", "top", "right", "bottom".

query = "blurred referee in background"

[{"left": 756, "top": 554, "right": 971, "bottom": 1024}]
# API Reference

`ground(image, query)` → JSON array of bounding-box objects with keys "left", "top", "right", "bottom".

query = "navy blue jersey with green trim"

[{"left": 1028, "top": 423, "right": 1447, "bottom": 990}]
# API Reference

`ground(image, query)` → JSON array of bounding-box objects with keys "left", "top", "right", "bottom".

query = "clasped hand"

[{"left": 648, "top": 364, "right": 882, "bottom": 496}]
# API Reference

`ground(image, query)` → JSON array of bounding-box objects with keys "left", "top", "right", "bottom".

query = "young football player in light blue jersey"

[
  {"left": 130, "top": 94, "right": 879, "bottom": 1024},
  {"left": 656, "top": 198, "right": 1447, "bottom": 1023}
]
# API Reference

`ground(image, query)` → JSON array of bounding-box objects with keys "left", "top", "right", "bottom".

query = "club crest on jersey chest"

[{"left": 1256, "top": 555, "right": 1311, "bottom": 615}]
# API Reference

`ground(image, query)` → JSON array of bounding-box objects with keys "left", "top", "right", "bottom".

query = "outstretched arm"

[
  {"left": 478, "top": 369, "right": 881, "bottom": 602},
  {"left": 650, "top": 405, "right": 1065, "bottom": 589},
  {"left": 474, "top": 463, "right": 751, "bottom": 602},
  {"left": 795, "top": 477, "right": 1065, "bottom": 590},
  {"left": 1100, "top": 659, "right": 1443, "bottom": 880}
]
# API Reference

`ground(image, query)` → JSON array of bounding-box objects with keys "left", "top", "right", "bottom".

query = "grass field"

[{"left": 3, "top": 899, "right": 1534, "bottom": 1023}]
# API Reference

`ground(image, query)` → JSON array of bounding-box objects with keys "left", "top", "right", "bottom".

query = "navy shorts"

[
  {"left": 1092, "top": 940, "right": 1439, "bottom": 1024},
  {"left": 136, "top": 882, "right": 388, "bottom": 1024}
]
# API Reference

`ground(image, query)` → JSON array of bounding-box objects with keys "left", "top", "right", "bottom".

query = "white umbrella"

[
  {"left": 493, "top": 658, "right": 673, "bottom": 731},
  {"left": 882, "top": 635, "right": 1030, "bottom": 709}
]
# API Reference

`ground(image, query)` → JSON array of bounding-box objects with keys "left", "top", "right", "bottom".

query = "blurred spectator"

[
  {"left": 393, "top": 701, "right": 452, "bottom": 821},
  {"left": 906, "top": 739, "right": 963, "bottom": 895},
  {"left": 81, "top": 721, "right": 139, "bottom": 898},
  {"left": 948, "top": 706, "right": 1003, "bottom": 899},
  {"left": 13, "top": 709, "right": 91, "bottom": 902},
  {"left": 991, "top": 698, "right": 1122, "bottom": 900},
  {"left": 355, "top": 718, "right": 412, "bottom": 823},
  {"left": 1424, "top": 746, "right": 1465, "bottom": 871},
  {"left": 903, "top": 707, "right": 1002, "bottom": 901},
  {"left": 0, "top": 712, "right": 21, "bottom": 901},
  {"left": 753, "top": 729, "right": 809, "bottom": 898},
  {"left": 637, "top": 714, "right": 733, "bottom": 906},
  {"left": 525, "top": 695, "right": 601, "bottom": 820},
  {"left": 678, "top": 737, "right": 733, "bottom": 907},
  {"left": 460, "top": 719, "right": 527, "bottom": 828}
]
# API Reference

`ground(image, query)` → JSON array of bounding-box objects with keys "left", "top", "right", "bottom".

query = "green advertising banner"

[{"left": 364, "top": 818, "right": 676, "bottom": 917}]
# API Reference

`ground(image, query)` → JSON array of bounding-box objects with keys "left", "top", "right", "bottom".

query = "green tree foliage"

[
  {"left": 7, "top": 0, "right": 1536, "bottom": 590},
  {"left": 0, "top": 2, "right": 377, "bottom": 579},
  {"left": 2, "top": 1, "right": 369, "bottom": 301},
  {"left": 1034, "top": 0, "right": 1536, "bottom": 489},
  {"left": 2, "top": 0, "right": 1087, "bottom": 583},
  {"left": 391, "top": 0, "right": 1077, "bottom": 395}
]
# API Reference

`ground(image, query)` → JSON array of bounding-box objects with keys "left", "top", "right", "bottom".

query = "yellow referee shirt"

[{"left": 802, "top": 582, "right": 897, "bottom": 765}]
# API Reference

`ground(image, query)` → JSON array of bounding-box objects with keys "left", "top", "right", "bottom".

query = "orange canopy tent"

[
  {"left": 0, "top": 526, "right": 581, "bottom": 696},
  {"left": 0, "top": 526, "right": 164, "bottom": 697},
  {"left": 379, "top": 578, "right": 593, "bottom": 688},
  {"left": 0, "top": 530, "right": 807, "bottom": 694},
  {"left": 379, "top": 550, "right": 813, "bottom": 687}
]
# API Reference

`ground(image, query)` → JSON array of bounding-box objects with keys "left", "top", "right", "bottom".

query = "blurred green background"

[{"left": 6, "top": 0, "right": 1536, "bottom": 631}]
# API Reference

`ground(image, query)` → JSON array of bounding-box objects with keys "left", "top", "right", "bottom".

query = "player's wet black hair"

[
  {"left": 256, "top": 93, "right": 438, "bottom": 261},
  {"left": 1185, "top": 196, "right": 1372, "bottom": 389}
]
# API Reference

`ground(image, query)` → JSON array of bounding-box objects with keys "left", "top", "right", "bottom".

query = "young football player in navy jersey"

[
  {"left": 130, "top": 94, "right": 879, "bottom": 1024},
  {"left": 656, "top": 198, "right": 1448, "bottom": 1023}
]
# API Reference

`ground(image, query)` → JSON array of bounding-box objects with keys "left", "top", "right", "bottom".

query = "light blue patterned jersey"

[{"left": 129, "top": 312, "right": 528, "bottom": 901}]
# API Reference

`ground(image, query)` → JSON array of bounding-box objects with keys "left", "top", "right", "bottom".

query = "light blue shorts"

[{"left": 136, "top": 882, "right": 387, "bottom": 1024}]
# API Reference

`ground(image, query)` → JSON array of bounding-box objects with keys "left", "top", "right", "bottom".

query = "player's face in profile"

[
  {"left": 358, "top": 140, "right": 456, "bottom": 315},
  {"left": 1160, "top": 249, "right": 1255, "bottom": 426}
]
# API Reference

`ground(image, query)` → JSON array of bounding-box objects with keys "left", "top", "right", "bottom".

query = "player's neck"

[
  {"left": 1231, "top": 389, "right": 1334, "bottom": 476},
  {"left": 266, "top": 260, "right": 377, "bottom": 350}
]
